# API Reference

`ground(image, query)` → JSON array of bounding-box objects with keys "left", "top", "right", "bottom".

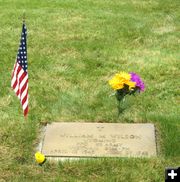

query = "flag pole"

[
  {"left": 23, "top": 12, "right": 28, "bottom": 120},
  {"left": 23, "top": 11, "right": 27, "bottom": 120},
  {"left": 23, "top": 11, "right": 26, "bottom": 23},
  {"left": 12, "top": 12, "right": 29, "bottom": 119}
]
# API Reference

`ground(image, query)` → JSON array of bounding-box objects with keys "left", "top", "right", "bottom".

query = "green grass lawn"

[{"left": 0, "top": 0, "right": 179, "bottom": 181}]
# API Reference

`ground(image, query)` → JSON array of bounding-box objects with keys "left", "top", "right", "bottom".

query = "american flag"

[{"left": 11, "top": 22, "right": 28, "bottom": 116}]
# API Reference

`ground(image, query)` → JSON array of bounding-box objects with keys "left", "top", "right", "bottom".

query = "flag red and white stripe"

[{"left": 11, "top": 23, "right": 28, "bottom": 116}]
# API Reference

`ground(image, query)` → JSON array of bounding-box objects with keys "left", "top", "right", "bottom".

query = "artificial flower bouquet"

[{"left": 109, "top": 71, "right": 145, "bottom": 114}]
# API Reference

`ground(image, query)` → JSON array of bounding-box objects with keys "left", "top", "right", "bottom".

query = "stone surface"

[{"left": 41, "top": 122, "right": 157, "bottom": 158}]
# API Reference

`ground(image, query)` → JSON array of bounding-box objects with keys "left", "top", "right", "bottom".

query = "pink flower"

[{"left": 130, "top": 72, "right": 145, "bottom": 92}]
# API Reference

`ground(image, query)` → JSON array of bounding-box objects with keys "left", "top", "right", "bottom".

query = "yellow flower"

[
  {"left": 118, "top": 71, "right": 131, "bottom": 80},
  {"left": 35, "top": 152, "right": 45, "bottom": 164},
  {"left": 125, "top": 80, "right": 136, "bottom": 89},
  {"left": 109, "top": 72, "right": 135, "bottom": 90}
]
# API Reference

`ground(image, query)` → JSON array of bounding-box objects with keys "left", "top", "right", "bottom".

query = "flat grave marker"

[{"left": 40, "top": 122, "right": 157, "bottom": 159}]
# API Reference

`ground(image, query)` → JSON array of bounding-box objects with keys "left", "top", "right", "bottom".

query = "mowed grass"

[{"left": 0, "top": 0, "right": 179, "bottom": 181}]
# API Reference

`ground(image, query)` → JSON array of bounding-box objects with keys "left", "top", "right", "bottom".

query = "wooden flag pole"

[
  {"left": 23, "top": 11, "right": 26, "bottom": 23},
  {"left": 12, "top": 13, "right": 29, "bottom": 119},
  {"left": 23, "top": 12, "right": 28, "bottom": 120}
]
